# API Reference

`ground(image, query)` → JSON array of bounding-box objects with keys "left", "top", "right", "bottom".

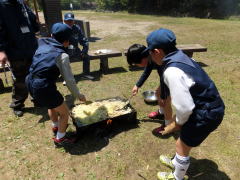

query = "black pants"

[
  {"left": 9, "top": 58, "right": 32, "bottom": 109},
  {"left": 68, "top": 47, "right": 90, "bottom": 74}
]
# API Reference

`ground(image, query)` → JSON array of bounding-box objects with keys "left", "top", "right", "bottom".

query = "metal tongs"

[
  {"left": 6, "top": 63, "right": 16, "bottom": 82},
  {"left": 3, "top": 63, "right": 16, "bottom": 85},
  {"left": 117, "top": 94, "right": 134, "bottom": 111}
]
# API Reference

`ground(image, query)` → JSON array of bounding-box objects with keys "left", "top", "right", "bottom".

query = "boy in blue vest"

[
  {"left": 145, "top": 28, "right": 225, "bottom": 180},
  {"left": 126, "top": 44, "right": 173, "bottom": 133},
  {"left": 63, "top": 12, "right": 94, "bottom": 80},
  {"left": 26, "top": 23, "right": 86, "bottom": 147}
]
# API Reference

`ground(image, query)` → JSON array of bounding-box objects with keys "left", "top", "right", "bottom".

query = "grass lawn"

[{"left": 0, "top": 10, "right": 239, "bottom": 180}]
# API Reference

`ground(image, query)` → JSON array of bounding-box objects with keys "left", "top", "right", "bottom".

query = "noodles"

[{"left": 72, "top": 99, "right": 132, "bottom": 125}]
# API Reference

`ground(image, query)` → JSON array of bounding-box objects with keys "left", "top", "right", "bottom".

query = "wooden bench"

[
  {"left": 88, "top": 49, "right": 122, "bottom": 74},
  {"left": 176, "top": 44, "right": 207, "bottom": 57},
  {"left": 88, "top": 44, "right": 207, "bottom": 74},
  {"left": 123, "top": 44, "right": 207, "bottom": 58}
]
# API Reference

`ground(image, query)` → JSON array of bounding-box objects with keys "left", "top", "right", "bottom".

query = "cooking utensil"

[
  {"left": 142, "top": 90, "right": 158, "bottom": 104},
  {"left": 6, "top": 63, "right": 16, "bottom": 82},
  {"left": 3, "top": 65, "right": 8, "bottom": 85},
  {"left": 116, "top": 94, "right": 133, "bottom": 111}
]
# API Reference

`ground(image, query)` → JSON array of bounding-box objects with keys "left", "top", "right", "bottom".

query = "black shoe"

[{"left": 13, "top": 108, "right": 24, "bottom": 117}]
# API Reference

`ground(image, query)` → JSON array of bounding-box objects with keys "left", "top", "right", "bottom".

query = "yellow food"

[{"left": 72, "top": 99, "right": 132, "bottom": 125}]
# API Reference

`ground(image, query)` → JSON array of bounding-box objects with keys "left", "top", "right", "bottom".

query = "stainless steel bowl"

[{"left": 142, "top": 90, "right": 158, "bottom": 103}]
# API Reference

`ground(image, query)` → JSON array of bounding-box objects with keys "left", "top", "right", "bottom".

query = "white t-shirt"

[{"left": 163, "top": 66, "right": 196, "bottom": 125}]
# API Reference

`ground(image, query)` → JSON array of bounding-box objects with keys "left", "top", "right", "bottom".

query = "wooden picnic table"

[
  {"left": 176, "top": 44, "right": 207, "bottom": 57},
  {"left": 88, "top": 49, "right": 122, "bottom": 74},
  {"left": 88, "top": 44, "right": 207, "bottom": 74}
]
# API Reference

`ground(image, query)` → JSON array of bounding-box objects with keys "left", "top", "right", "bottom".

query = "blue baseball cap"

[
  {"left": 51, "top": 23, "right": 72, "bottom": 43},
  {"left": 146, "top": 28, "right": 176, "bottom": 50},
  {"left": 64, "top": 13, "right": 75, "bottom": 21}
]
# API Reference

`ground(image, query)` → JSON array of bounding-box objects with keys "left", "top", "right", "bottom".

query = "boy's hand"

[
  {"left": 79, "top": 94, "right": 86, "bottom": 102},
  {"left": 160, "top": 121, "right": 181, "bottom": 135},
  {"left": 0, "top": 51, "right": 8, "bottom": 66},
  {"left": 132, "top": 85, "right": 139, "bottom": 96}
]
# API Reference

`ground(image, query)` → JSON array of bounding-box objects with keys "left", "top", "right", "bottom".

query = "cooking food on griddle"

[{"left": 72, "top": 99, "right": 132, "bottom": 125}]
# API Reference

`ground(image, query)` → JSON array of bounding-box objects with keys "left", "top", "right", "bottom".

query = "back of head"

[
  {"left": 51, "top": 23, "right": 72, "bottom": 43},
  {"left": 146, "top": 28, "right": 177, "bottom": 54},
  {"left": 126, "top": 44, "right": 149, "bottom": 66}
]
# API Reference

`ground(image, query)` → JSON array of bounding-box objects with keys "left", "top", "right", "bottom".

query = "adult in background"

[
  {"left": 0, "top": 0, "right": 39, "bottom": 117},
  {"left": 63, "top": 12, "right": 94, "bottom": 80}
]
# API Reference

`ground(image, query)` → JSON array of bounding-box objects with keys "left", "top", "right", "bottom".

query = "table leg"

[{"left": 100, "top": 57, "right": 109, "bottom": 74}]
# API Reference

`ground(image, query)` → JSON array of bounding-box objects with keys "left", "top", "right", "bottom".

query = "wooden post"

[{"left": 41, "top": 0, "right": 63, "bottom": 34}]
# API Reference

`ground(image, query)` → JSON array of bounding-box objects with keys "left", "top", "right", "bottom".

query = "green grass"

[{"left": 0, "top": 10, "right": 239, "bottom": 180}]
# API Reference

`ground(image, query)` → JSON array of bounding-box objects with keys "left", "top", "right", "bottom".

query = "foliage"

[
  {"left": 31, "top": 0, "right": 240, "bottom": 18},
  {"left": 128, "top": 0, "right": 240, "bottom": 18},
  {"left": 96, "top": 0, "right": 128, "bottom": 11}
]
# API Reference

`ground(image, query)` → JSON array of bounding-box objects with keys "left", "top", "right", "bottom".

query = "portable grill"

[{"left": 71, "top": 97, "right": 137, "bottom": 134}]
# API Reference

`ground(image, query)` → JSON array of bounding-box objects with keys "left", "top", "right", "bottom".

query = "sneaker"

[
  {"left": 157, "top": 172, "right": 188, "bottom": 180},
  {"left": 148, "top": 111, "right": 164, "bottom": 119},
  {"left": 82, "top": 74, "right": 94, "bottom": 80},
  {"left": 53, "top": 135, "right": 76, "bottom": 147},
  {"left": 13, "top": 108, "right": 24, "bottom": 117},
  {"left": 62, "top": 81, "right": 66, "bottom": 86},
  {"left": 52, "top": 127, "right": 58, "bottom": 136},
  {"left": 159, "top": 155, "right": 174, "bottom": 169}
]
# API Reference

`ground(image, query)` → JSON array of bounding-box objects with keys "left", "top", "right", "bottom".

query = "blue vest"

[
  {"left": 160, "top": 50, "right": 224, "bottom": 111},
  {"left": 29, "top": 38, "right": 65, "bottom": 81}
]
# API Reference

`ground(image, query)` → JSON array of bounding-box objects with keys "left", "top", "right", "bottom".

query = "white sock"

[
  {"left": 56, "top": 132, "right": 66, "bottom": 140},
  {"left": 52, "top": 121, "right": 58, "bottom": 128},
  {"left": 158, "top": 108, "right": 164, "bottom": 114},
  {"left": 164, "top": 119, "right": 171, "bottom": 125},
  {"left": 172, "top": 153, "right": 190, "bottom": 180}
]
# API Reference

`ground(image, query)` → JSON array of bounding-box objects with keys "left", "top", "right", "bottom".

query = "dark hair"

[{"left": 126, "top": 44, "right": 149, "bottom": 66}]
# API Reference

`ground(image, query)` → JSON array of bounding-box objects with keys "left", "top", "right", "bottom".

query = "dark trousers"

[
  {"left": 9, "top": 58, "right": 32, "bottom": 109},
  {"left": 68, "top": 47, "right": 90, "bottom": 74}
]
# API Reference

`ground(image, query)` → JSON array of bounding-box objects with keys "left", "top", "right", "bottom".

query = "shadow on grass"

[
  {"left": 24, "top": 106, "right": 49, "bottom": 123},
  {"left": 197, "top": 61, "right": 208, "bottom": 67},
  {"left": 188, "top": 158, "right": 230, "bottom": 180},
  {"left": 88, "top": 36, "right": 101, "bottom": 42},
  {"left": 140, "top": 118, "right": 180, "bottom": 140},
  {"left": 128, "top": 65, "right": 145, "bottom": 71},
  {"left": 63, "top": 119, "right": 140, "bottom": 155},
  {"left": 0, "top": 86, "right": 12, "bottom": 94},
  {"left": 73, "top": 67, "right": 128, "bottom": 82}
]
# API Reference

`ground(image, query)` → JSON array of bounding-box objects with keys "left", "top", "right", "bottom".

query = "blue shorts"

[
  {"left": 26, "top": 76, "right": 64, "bottom": 109},
  {"left": 180, "top": 105, "right": 224, "bottom": 147}
]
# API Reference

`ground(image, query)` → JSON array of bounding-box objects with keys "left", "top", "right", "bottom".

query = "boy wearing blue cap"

[
  {"left": 145, "top": 28, "right": 225, "bottom": 180},
  {"left": 26, "top": 23, "right": 86, "bottom": 147},
  {"left": 126, "top": 44, "right": 173, "bottom": 133},
  {"left": 63, "top": 12, "right": 94, "bottom": 80}
]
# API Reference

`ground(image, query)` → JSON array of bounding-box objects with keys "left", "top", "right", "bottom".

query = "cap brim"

[{"left": 64, "top": 18, "right": 74, "bottom": 21}]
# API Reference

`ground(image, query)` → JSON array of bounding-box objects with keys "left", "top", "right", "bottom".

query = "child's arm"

[
  {"left": 163, "top": 67, "right": 195, "bottom": 125},
  {"left": 56, "top": 53, "right": 85, "bottom": 101}
]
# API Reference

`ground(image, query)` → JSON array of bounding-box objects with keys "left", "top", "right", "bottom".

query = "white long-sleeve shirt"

[
  {"left": 55, "top": 53, "right": 81, "bottom": 99},
  {"left": 163, "top": 67, "right": 196, "bottom": 125}
]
